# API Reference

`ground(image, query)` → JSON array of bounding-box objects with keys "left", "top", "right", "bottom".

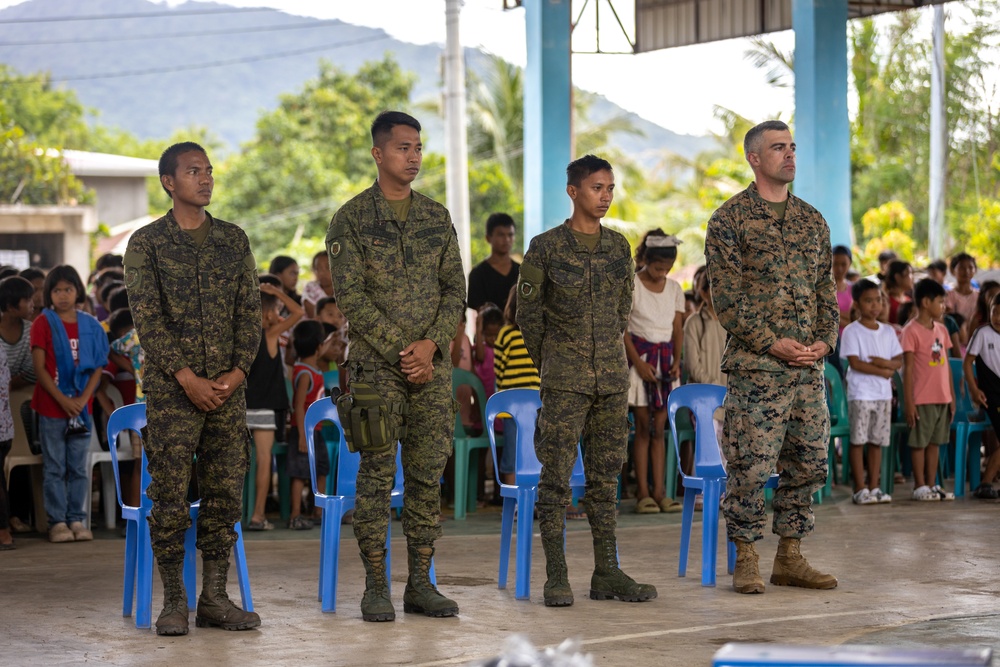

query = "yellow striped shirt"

[{"left": 494, "top": 324, "right": 541, "bottom": 390}]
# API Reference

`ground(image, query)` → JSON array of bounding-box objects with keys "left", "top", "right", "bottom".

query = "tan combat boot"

[
  {"left": 155, "top": 562, "right": 188, "bottom": 636},
  {"left": 733, "top": 540, "right": 765, "bottom": 594},
  {"left": 402, "top": 545, "right": 459, "bottom": 617},
  {"left": 195, "top": 559, "right": 261, "bottom": 630},
  {"left": 360, "top": 549, "right": 395, "bottom": 622},
  {"left": 770, "top": 537, "right": 838, "bottom": 589}
]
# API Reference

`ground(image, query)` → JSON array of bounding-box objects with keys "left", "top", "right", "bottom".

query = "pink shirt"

[
  {"left": 836, "top": 282, "right": 853, "bottom": 334},
  {"left": 900, "top": 319, "right": 953, "bottom": 406},
  {"left": 944, "top": 289, "right": 978, "bottom": 325}
]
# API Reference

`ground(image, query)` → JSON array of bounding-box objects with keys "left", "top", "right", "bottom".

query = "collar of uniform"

[
  {"left": 368, "top": 180, "right": 432, "bottom": 224},
  {"left": 164, "top": 208, "right": 215, "bottom": 246},
  {"left": 746, "top": 181, "right": 802, "bottom": 221},
  {"left": 559, "top": 219, "right": 610, "bottom": 253}
]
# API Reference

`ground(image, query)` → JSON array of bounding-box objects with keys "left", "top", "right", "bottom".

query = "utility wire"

[
  {"left": 0, "top": 7, "right": 272, "bottom": 24},
  {"left": 0, "top": 19, "right": 351, "bottom": 46}
]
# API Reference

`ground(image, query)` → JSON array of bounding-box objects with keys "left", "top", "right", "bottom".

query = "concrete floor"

[{"left": 2, "top": 487, "right": 999, "bottom": 667}]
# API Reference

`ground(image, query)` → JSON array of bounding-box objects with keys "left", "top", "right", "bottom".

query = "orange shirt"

[{"left": 900, "top": 319, "right": 953, "bottom": 406}]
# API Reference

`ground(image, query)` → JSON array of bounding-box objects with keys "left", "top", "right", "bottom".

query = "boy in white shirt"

[{"left": 840, "top": 279, "right": 903, "bottom": 504}]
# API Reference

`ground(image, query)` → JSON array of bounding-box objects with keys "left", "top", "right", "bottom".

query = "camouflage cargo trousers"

[
  {"left": 721, "top": 368, "right": 829, "bottom": 543},
  {"left": 536, "top": 388, "right": 628, "bottom": 540},
  {"left": 145, "top": 385, "right": 250, "bottom": 563},
  {"left": 350, "top": 350, "right": 453, "bottom": 554}
]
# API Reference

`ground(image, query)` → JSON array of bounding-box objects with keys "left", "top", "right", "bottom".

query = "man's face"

[
  {"left": 162, "top": 150, "right": 213, "bottom": 208},
  {"left": 372, "top": 124, "right": 422, "bottom": 187},
  {"left": 568, "top": 169, "right": 614, "bottom": 220},
  {"left": 748, "top": 129, "right": 796, "bottom": 185},
  {"left": 487, "top": 225, "right": 515, "bottom": 255}
]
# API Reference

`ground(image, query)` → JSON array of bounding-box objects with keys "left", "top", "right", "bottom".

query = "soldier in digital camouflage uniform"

[
  {"left": 124, "top": 142, "right": 262, "bottom": 635},
  {"left": 705, "top": 120, "right": 839, "bottom": 594},
  {"left": 326, "top": 111, "right": 465, "bottom": 622},
  {"left": 517, "top": 155, "right": 657, "bottom": 608}
]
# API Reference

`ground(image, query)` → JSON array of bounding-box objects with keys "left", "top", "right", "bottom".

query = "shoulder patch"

[
  {"left": 122, "top": 248, "right": 147, "bottom": 269},
  {"left": 518, "top": 261, "right": 544, "bottom": 302}
]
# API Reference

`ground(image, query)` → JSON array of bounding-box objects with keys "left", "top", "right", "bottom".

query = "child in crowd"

[
  {"left": 303, "top": 250, "right": 336, "bottom": 319},
  {"left": 970, "top": 281, "right": 1000, "bottom": 334},
  {"left": 474, "top": 304, "right": 504, "bottom": 399},
  {"left": 0, "top": 276, "right": 37, "bottom": 390},
  {"left": 945, "top": 253, "right": 979, "bottom": 328},
  {"left": 625, "top": 230, "right": 684, "bottom": 514},
  {"left": 19, "top": 268, "right": 45, "bottom": 313},
  {"left": 925, "top": 260, "right": 949, "bottom": 289},
  {"left": 286, "top": 320, "right": 331, "bottom": 530},
  {"left": 245, "top": 283, "right": 303, "bottom": 531},
  {"left": 841, "top": 279, "right": 903, "bottom": 504},
  {"left": 494, "top": 285, "right": 540, "bottom": 485},
  {"left": 832, "top": 245, "right": 854, "bottom": 332},
  {"left": 0, "top": 344, "right": 14, "bottom": 550},
  {"left": 451, "top": 308, "right": 476, "bottom": 432},
  {"left": 30, "top": 265, "right": 109, "bottom": 542},
  {"left": 966, "top": 292, "right": 1000, "bottom": 499},
  {"left": 882, "top": 260, "right": 913, "bottom": 326},
  {"left": 269, "top": 255, "right": 302, "bottom": 310},
  {"left": 103, "top": 308, "right": 144, "bottom": 506},
  {"left": 901, "top": 278, "right": 956, "bottom": 501}
]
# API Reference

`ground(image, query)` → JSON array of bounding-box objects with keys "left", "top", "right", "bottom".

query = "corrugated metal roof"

[
  {"left": 60, "top": 149, "right": 158, "bottom": 178},
  {"left": 635, "top": 0, "right": 951, "bottom": 52}
]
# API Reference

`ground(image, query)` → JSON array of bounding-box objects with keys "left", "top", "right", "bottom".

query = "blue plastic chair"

[
  {"left": 107, "top": 404, "right": 253, "bottom": 629},
  {"left": 668, "top": 384, "right": 778, "bottom": 587},
  {"left": 305, "top": 397, "right": 430, "bottom": 613},
  {"left": 485, "top": 389, "right": 585, "bottom": 600},
  {"left": 451, "top": 368, "right": 492, "bottom": 520},
  {"left": 949, "top": 358, "right": 989, "bottom": 497}
]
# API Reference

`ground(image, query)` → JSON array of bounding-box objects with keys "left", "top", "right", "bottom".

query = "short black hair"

[
  {"left": 566, "top": 154, "right": 613, "bottom": 187},
  {"left": 268, "top": 255, "right": 297, "bottom": 276},
  {"left": 258, "top": 273, "right": 281, "bottom": 287},
  {"left": 95, "top": 253, "right": 124, "bottom": 271},
  {"left": 371, "top": 110, "right": 421, "bottom": 147},
  {"left": 486, "top": 213, "right": 516, "bottom": 236},
  {"left": 0, "top": 266, "right": 18, "bottom": 281},
  {"left": 108, "top": 285, "right": 130, "bottom": 312},
  {"left": 108, "top": 308, "right": 134, "bottom": 337},
  {"left": 913, "top": 277, "right": 946, "bottom": 309},
  {"left": 95, "top": 268, "right": 125, "bottom": 289},
  {"left": 949, "top": 252, "right": 976, "bottom": 273},
  {"left": 832, "top": 245, "right": 852, "bottom": 262},
  {"left": 884, "top": 260, "right": 912, "bottom": 289},
  {"left": 877, "top": 250, "right": 898, "bottom": 264},
  {"left": 927, "top": 259, "right": 947, "bottom": 273},
  {"left": 292, "top": 319, "right": 326, "bottom": 358},
  {"left": 311, "top": 250, "right": 328, "bottom": 268},
  {"left": 0, "top": 276, "right": 36, "bottom": 311},
  {"left": 260, "top": 290, "right": 279, "bottom": 313},
  {"left": 100, "top": 280, "right": 125, "bottom": 305},
  {"left": 637, "top": 229, "right": 677, "bottom": 263},
  {"left": 315, "top": 296, "right": 337, "bottom": 313},
  {"left": 990, "top": 291, "right": 1000, "bottom": 312},
  {"left": 743, "top": 120, "right": 790, "bottom": 157},
  {"left": 158, "top": 141, "right": 207, "bottom": 197},
  {"left": 479, "top": 304, "right": 504, "bottom": 330},
  {"left": 19, "top": 267, "right": 45, "bottom": 283},
  {"left": 42, "top": 264, "right": 87, "bottom": 309},
  {"left": 851, "top": 278, "right": 880, "bottom": 302}
]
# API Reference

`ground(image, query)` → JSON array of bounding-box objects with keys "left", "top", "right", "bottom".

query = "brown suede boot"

[
  {"left": 155, "top": 562, "right": 188, "bottom": 636},
  {"left": 770, "top": 537, "right": 838, "bottom": 589},
  {"left": 733, "top": 541, "right": 765, "bottom": 594},
  {"left": 195, "top": 559, "right": 261, "bottom": 630}
]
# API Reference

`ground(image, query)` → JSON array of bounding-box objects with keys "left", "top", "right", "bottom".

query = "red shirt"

[
  {"left": 30, "top": 314, "right": 94, "bottom": 418},
  {"left": 291, "top": 362, "right": 325, "bottom": 428}
]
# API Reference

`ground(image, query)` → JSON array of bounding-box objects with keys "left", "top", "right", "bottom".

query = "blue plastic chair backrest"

[
  {"left": 106, "top": 403, "right": 149, "bottom": 510},
  {"left": 949, "top": 357, "right": 974, "bottom": 419},
  {"left": 668, "top": 384, "right": 727, "bottom": 479},
  {"left": 485, "top": 389, "right": 543, "bottom": 486},
  {"left": 452, "top": 368, "right": 488, "bottom": 434}
]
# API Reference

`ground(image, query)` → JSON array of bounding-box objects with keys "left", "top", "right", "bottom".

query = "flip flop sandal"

[
  {"left": 658, "top": 498, "right": 683, "bottom": 513},
  {"left": 634, "top": 497, "right": 661, "bottom": 514},
  {"left": 246, "top": 519, "right": 274, "bottom": 531},
  {"left": 0, "top": 541, "right": 15, "bottom": 551},
  {"left": 288, "top": 516, "right": 314, "bottom": 530}
]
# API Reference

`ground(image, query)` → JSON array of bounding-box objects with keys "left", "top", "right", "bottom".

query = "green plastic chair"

[
  {"left": 948, "top": 358, "right": 990, "bottom": 497},
  {"left": 451, "top": 368, "right": 492, "bottom": 520},
  {"left": 823, "top": 361, "right": 851, "bottom": 501},
  {"left": 885, "top": 371, "right": 909, "bottom": 495}
]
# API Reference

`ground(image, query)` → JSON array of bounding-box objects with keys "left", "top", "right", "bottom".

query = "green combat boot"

[
  {"left": 770, "top": 537, "right": 838, "bottom": 590},
  {"left": 155, "top": 562, "right": 188, "bottom": 636},
  {"left": 360, "top": 549, "right": 395, "bottom": 622},
  {"left": 733, "top": 541, "right": 765, "bottom": 594},
  {"left": 402, "top": 545, "right": 459, "bottom": 617},
  {"left": 194, "top": 559, "right": 261, "bottom": 630},
  {"left": 539, "top": 507, "right": 573, "bottom": 607},
  {"left": 589, "top": 536, "right": 657, "bottom": 602}
]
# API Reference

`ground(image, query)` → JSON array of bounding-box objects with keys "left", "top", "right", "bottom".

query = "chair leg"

[
  {"left": 184, "top": 508, "right": 198, "bottom": 611},
  {"left": 122, "top": 520, "right": 137, "bottom": 617},
  {"left": 101, "top": 462, "right": 117, "bottom": 530},
  {"left": 513, "top": 487, "right": 535, "bottom": 600},
  {"left": 664, "top": 433, "right": 677, "bottom": 501},
  {"left": 954, "top": 425, "right": 968, "bottom": 497},
  {"left": 498, "top": 497, "right": 515, "bottom": 589},
  {"left": 726, "top": 539, "right": 736, "bottom": 575},
  {"left": 453, "top": 442, "right": 469, "bottom": 520},
  {"left": 136, "top": 520, "right": 153, "bottom": 629},
  {"left": 232, "top": 522, "right": 254, "bottom": 612},
  {"left": 968, "top": 430, "right": 983, "bottom": 492},
  {"left": 678, "top": 489, "right": 696, "bottom": 578},
  {"left": 701, "top": 480, "right": 722, "bottom": 587},
  {"left": 243, "top": 448, "right": 257, "bottom": 526}
]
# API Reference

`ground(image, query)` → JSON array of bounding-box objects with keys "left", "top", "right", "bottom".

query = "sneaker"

[
  {"left": 973, "top": 483, "right": 999, "bottom": 499},
  {"left": 48, "top": 522, "right": 75, "bottom": 543},
  {"left": 69, "top": 521, "right": 93, "bottom": 541},
  {"left": 931, "top": 485, "right": 955, "bottom": 501},
  {"left": 852, "top": 489, "right": 878, "bottom": 505},
  {"left": 912, "top": 485, "right": 938, "bottom": 501},
  {"left": 869, "top": 488, "right": 892, "bottom": 504}
]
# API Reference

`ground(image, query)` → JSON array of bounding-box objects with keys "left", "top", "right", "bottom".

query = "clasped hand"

[
  {"left": 768, "top": 338, "right": 829, "bottom": 367},
  {"left": 400, "top": 339, "right": 437, "bottom": 384}
]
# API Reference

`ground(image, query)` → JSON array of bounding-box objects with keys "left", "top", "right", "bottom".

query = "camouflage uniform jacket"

[
  {"left": 325, "top": 181, "right": 466, "bottom": 365},
  {"left": 705, "top": 182, "right": 838, "bottom": 373},
  {"left": 517, "top": 222, "right": 633, "bottom": 395},
  {"left": 123, "top": 210, "right": 261, "bottom": 391}
]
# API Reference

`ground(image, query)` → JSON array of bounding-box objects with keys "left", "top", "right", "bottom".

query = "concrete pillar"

[
  {"left": 523, "top": 0, "right": 572, "bottom": 243},
  {"left": 793, "top": 0, "right": 852, "bottom": 249}
]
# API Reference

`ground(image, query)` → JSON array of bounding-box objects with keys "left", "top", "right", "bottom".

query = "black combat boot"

[
  {"left": 589, "top": 536, "right": 657, "bottom": 602},
  {"left": 539, "top": 505, "right": 573, "bottom": 607},
  {"left": 402, "top": 544, "right": 459, "bottom": 617},
  {"left": 360, "top": 549, "right": 395, "bottom": 622},
  {"left": 155, "top": 562, "right": 188, "bottom": 636},
  {"left": 194, "top": 559, "right": 261, "bottom": 630}
]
